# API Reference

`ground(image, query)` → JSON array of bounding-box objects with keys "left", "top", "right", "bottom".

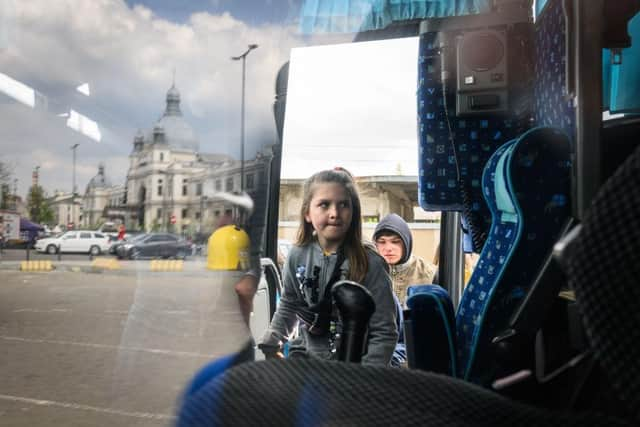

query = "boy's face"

[{"left": 375, "top": 233, "right": 404, "bottom": 265}]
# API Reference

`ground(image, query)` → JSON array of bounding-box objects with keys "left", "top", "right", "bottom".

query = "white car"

[{"left": 35, "top": 230, "right": 111, "bottom": 255}]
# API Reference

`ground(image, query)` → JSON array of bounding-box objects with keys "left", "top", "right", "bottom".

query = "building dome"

[
  {"left": 86, "top": 164, "right": 111, "bottom": 192},
  {"left": 147, "top": 83, "right": 199, "bottom": 152}
]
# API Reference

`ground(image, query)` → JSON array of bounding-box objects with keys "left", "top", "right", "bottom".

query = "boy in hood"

[{"left": 373, "top": 213, "right": 437, "bottom": 305}]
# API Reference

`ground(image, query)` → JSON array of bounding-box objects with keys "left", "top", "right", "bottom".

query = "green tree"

[
  {"left": 0, "top": 160, "right": 13, "bottom": 209},
  {"left": 0, "top": 184, "right": 10, "bottom": 210},
  {"left": 27, "top": 185, "right": 54, "bottom": 225}
]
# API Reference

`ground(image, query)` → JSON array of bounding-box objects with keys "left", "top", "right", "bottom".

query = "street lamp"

[
  {"left": 71, "top": 143, "right": 79, "bottom": 196},
  {"left": 231, "top": 43, "right": 258, "bottom": 192}
]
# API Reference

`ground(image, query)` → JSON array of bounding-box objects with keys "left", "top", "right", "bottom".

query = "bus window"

[
  {"left": 0, "top": 1, "right": 312, "bottom": 424},
  {"left": 280, "top": 38, "right": 442, "bottom": 277}
]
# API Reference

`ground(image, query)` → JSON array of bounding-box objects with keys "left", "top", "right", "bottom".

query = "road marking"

[
  {"left": 0, "top": 336, "right": 212, "bottom": 359},
  {"left": 12, "top": 308, "right": 71, "bottom": 313},
  {"left": 0, "top": 394, "right": 175, "bottom": 421}
]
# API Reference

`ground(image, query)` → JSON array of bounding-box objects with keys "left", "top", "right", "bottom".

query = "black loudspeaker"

[{"left": 456, "top": 29, "right": 509, "bottom": 116}]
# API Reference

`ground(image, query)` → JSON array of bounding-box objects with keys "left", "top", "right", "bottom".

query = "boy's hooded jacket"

[
  {"left": 373, "top": 213, "right": 437, "bottom": 303},
  {"left": 260, "top": 240, "right": 398, "bottom": 366}
]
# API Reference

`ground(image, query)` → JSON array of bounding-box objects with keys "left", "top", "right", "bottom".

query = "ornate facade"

[{"left": 81, "top": 84, "right": 271, "bottom": 235}]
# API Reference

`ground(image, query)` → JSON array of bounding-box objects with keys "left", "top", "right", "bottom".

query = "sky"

[
  {"left": 123, "top": 0, "right": 300, "bottom": 27},
  {"left": 282, "top": 37, "right": 419, "bottom": 178},
  {"left": 0, "top": 0, "right": 419, "bottom": 200}
]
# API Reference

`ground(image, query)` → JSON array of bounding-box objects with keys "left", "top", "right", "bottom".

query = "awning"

[{"left": 20, "top": 218, "right": 44, "bottom": 232}]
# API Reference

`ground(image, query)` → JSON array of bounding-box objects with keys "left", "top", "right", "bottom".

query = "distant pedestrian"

[
  {"left": 117, "top": 223, "right": 126, "bottom": 241},
  {"left": 374, "top": 213, "right": 437, "bottom": 305}
]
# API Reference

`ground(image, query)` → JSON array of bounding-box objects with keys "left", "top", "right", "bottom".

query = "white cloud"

[{"left": 1, "top": 0, "right": 305, "bottom": 196}]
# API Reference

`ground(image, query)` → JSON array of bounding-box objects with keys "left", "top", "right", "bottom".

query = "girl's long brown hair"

[{"left": 296, "top": 169, "right": 368, "bottom": 283}]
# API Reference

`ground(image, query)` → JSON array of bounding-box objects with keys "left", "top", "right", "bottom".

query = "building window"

[
  {"left": 225, "top": 177, "right": 233, "bottom": 192},
  {"left": 181, "top": 208, "right": 188, "bottom": 218},
  {"left": 195, "top": 211, "right": 201, "bottom": 220},
  {"left": 182, "top": 179, "right": 188, "bottom": 196},
  {"left": 160, "top": 152, "right": 164, "bottom": 162},
  {"left": 196, "top": 182, "right": 203, "bottom": 196},
  {"left": 157, "top": 179, "right": 163, "bottom": 196},
  {"left": 215, "top": 179, "right": 222, "bottom": 191},
  {"left": 246, "top": 173, "right": 255, "bottom": 190},
  {"left": 157, "top": 208, "right": 162, "bottom": 219},
  {"left": 214, "top": 210, "right": 220, "bottom": 217}
]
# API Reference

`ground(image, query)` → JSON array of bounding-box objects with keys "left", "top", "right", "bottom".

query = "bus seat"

[
  {"left": 176, "top": 357, "right": 635, "bottom": 427},
  {"left": 533, "top": 0, "right": 575, "bottom": 140},
  {"left": 565, "top": 144, "right": 640, "bottom": 423},
  {"left": 404, "top": 284, "right": 457, "bottom": 375},
  {"left": 417, "top": 30, "right": 531, "bottom": 252},
  {"left": 460, "top": 126, "right": 571, "bottom": 384},
  {"left": 406, "top": 127, "right": 571, "bottom": 386}
]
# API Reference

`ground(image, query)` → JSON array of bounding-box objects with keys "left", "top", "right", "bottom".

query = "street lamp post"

[
  {"left": 231, "top": 44, "right": 258, "bottom": 192},
  {"left": 70, "top": 144, "right": 79, "bottom": 196}
]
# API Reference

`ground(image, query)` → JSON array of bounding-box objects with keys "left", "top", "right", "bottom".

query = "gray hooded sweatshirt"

[
  {"left": 260, "top": 240, "right": 398, "bottom": 366},
  {"left": 374, "top": 213, "right": 437, "bottom": 303}
]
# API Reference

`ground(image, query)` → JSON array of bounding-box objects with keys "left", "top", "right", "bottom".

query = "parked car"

[
  {"left": 108, "top": 233, "right": 147, "bottom": 255},
  {"left": 34, "top": 230, "right": 111, "bottom": 255},
  {"left": 115, "top": 233, "right": 192, "bottom": 260}
]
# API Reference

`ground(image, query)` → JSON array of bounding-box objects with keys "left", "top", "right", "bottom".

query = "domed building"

[
  {"left": 147, "top": 84, "right": 199, "bottom": 152},
  {"left": 81, "top": 164, "right": 124, "bottom": 227},
  {"left": 110, "top": 82, "right": 273, "bottom": 233}
]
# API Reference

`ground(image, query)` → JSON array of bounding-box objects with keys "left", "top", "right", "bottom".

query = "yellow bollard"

[
  {"left": 20, "top": 260, "right": 52, "bottom": 272},
  {"left": 206, "top": 225, "right": 250, "bottom": 271},
  {"left": 150, "top": 259, "right": 183, "bottom": 272},
  {"left": 91, "top": 258, "right": 120, "bottom": 270}
]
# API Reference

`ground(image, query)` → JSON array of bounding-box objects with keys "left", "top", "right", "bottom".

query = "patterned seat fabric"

[
  {"left": 533, "top": 0, "right": 575, "bottom": 138},
  {"left": 566, "top": 145, "right": 640, "bottom": 423},
  {"left": 406, "top": 127, "right": 571, "bottom": 385},
  {"left": 457, "top": 127, "right": 571, "bottom": 384},
  {"left": 177, "top": 358, "right": 635, "bottom": 427},
  {"left": 416, "top": 31, "right": 531, "bottom": 252},
  {"left": 417, "top": 0, "right": 575, "bottom": 253}
]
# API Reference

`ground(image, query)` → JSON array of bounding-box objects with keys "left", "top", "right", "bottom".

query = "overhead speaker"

[{"left": 456, "top": 29, "right": 509, "bottom": 116}]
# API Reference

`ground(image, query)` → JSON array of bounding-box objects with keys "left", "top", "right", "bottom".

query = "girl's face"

[{"left": 305, "top": 182, "right": 353, "bottom": 253}]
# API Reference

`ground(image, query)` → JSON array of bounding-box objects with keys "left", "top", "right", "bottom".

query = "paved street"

[
  {"left": 0, "top": 249, "right": 206, "bottom": 263},
  {"left": 0, "top": 267, "right": 251, "bottom": 426}
]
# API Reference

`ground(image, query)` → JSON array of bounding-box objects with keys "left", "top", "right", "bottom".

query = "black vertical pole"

[{"left": 240, "top": 55, "right": 246, "bottom": 192}]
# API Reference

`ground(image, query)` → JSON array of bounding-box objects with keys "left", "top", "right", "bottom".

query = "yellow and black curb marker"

[
  {"left": 91, "top": 258, "right": 121, "bottom": 270},
  {"left": 150, "top": 260, "right": 184, "bottom": 272},
  {"left": 20, "top": 260, "right": 54, "bottom": 272}
]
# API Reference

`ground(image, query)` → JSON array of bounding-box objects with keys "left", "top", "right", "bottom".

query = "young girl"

[{"left": 259, "top": 169, "right": 398, "bottom": 366}]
